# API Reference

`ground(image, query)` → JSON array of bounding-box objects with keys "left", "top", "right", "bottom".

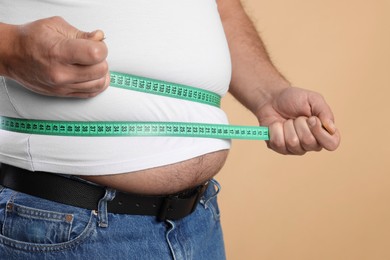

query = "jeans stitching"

[
  {"left": 0, "top": 189, "right": 97, "bottom": 252},
  {"left": 0, "top": 211, "right": 96, "bottom": 253}
]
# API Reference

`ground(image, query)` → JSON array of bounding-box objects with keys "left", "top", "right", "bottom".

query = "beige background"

[{"left": 218, "top": 0, "right": 390, "bottom": 259}]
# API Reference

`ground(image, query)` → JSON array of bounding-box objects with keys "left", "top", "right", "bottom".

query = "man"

[{"left": 0, "top": 0, "right": 340, "bottom": 259}]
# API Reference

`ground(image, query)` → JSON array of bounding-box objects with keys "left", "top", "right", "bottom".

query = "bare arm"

[
  {"left": 217, "top": 0, "right": 290, "bottom": 112},
  {"left": 0, "top": 17, "right": 109, "bottom": 98},
  {"left": 217, "top": 0, "right": 340, "bottom": 154},
  {"left": 0, "top": 23, "right": 16, "bottom": 76}
]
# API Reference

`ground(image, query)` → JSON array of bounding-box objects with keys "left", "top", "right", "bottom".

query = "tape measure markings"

[
  {"left": 0, "top": 117, "right": 269, "bottom": 140},
  {"left": 0, "top": 71, "right": 270, "bottom": 141},
  {"left": 110, "top": 72, "right": 221, "bottom": 107}
]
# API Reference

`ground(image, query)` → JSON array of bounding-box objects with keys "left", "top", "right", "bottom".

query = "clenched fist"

[{"left": 0, "top": 16, "right": 110, "bottom": 98}]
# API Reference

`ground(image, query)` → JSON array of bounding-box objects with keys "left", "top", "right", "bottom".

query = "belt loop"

[
  {"left": 203, "top": 179, "right": 221, "bottom": 207},
  {"left": 97, "top": 188, "right": 116, "bottom": 228}
]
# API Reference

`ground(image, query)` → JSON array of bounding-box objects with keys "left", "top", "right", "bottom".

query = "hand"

[
  {"left": 4, "top": 16, "right": 109, "bottom": 98},
  {"left": 256, "top": 87, "right": 341, "bottom": 155}
]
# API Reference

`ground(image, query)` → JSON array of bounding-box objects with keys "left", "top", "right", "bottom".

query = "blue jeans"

[{"left": 0, "top": 180, "right": 225, "bottom": 260}]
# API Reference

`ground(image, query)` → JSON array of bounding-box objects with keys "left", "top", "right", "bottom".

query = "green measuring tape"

[
  {"left": 0, "top": 117, "right": 268, "bottom": 140},
  {"left": 0, "top": 72, "right": 269, "bottom": 141},
  {"left": 110, "top": 71, "right": 221, "bottom": 107}
]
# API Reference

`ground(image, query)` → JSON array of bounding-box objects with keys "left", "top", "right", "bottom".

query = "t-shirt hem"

[{"left": 1, "top": 142, "right": 231, "bottom": 175}]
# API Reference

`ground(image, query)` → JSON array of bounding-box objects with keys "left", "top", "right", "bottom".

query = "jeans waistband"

[{"left": 0, "top": 164, "right": 209, "bottom": 221}]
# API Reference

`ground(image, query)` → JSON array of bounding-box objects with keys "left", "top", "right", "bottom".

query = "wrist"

[
  {"left": 0, "top": 23, "right": 19, "bottom": 77},
  {"left": 229, "top": 67, "right": 291, "bottom": 115},
  {"left": 252, "top": 81, "right": 291, "bottom": 117}
]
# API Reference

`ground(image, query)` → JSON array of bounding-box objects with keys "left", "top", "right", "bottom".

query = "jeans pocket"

[
  {"left": 2, "top": 201, "right": 73, "bottom": 244},
  {"left": 0, "top": 189, "right": 96, "bottom": 252}
]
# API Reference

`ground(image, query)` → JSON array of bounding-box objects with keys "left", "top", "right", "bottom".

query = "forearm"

[
  {"left": 0, "top": 22, "right": 18, "bottom": 77},
  {"left": 217, "top": 0, "right": 290, "bottom": 114}
]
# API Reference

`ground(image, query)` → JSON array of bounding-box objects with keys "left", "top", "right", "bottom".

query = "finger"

[
  {"left": 41, "top": 17, "right": 108, "bottom": 65},
  {"left": 294, "top": 116, "right": 322, "bottom": 152},
  {"left": 267, "top": 122, "right": 289, "bottom": 155},
  {"left": 308, "top": 93, "right": 337, "bottom": 135},
  {"left": 307, "top": 116, "right": 341, "bottom": 151},
  {"left": 321, "top": 119, "right": 337, "bottom": 136},
  {"left": 68, "top": 79, "right": 109, "bottom": 97},
  {"left": 284, "top": 119, "right": 306, "bottom": 155},
  {"left": 71, "top": 61, "right": 109, "bottom": 83},
  {"left": 56, "top": 38, "right": 108, "bottom": 65},
  {"left": 47, "top": 74, "right": 109, "bottom": 97},
  {"left": 47, "top": 61, "right": 109, "bottom": 85},
  {"left": 77, "top": 29, "right": 105, "bottom": 42}
]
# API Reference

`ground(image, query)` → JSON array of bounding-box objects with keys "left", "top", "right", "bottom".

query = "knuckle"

[
  {"left": 271, "top": 139, "right": 285, "bottom": 150},
  {"left": 87, "top": 45, "right": 107, "bottom": 62},
  {"left": 48, "top": 71, "right": 66, "bottom": 85},
  {"left": 301, "top": 135, "right": 316, "bottom": 147},
  {"left": 286, "top": 136, "right": 300, "bottom": 148},
  {"left": 93, "top": 77, "right": 108, "bottom": 90},
  {"left": 269, "top": 138, "right": 287, "bottom": 154},
  {"left": 83, "top": 78, "right": 108, "bottom": 96},
  {"left": 96, "top": 62, "right": 109, "bottom": 76},
  {"left": 101, "top": 62, "right": 109, "bottom": 73}
]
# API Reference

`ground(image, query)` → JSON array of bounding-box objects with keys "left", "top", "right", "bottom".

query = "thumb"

[
  {"left": 76, "top": 29, "right": 105, "bottom": 41},
  {"left": 308, "top": 92, "right": 337, "bottom": 135}
]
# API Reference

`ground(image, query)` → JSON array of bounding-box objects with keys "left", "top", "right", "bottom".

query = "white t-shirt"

[{"left": 0, "top": 0, "right": 232, "bottom": 175}]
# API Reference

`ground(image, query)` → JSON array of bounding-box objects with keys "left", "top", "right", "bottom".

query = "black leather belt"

[{"left": 0, "top": 164, "right": 208, "bottom": 221}]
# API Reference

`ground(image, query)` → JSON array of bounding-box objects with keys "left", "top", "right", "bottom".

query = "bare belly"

[{"left": 80, "top": 150, "right": 229, "bottom": 195}]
